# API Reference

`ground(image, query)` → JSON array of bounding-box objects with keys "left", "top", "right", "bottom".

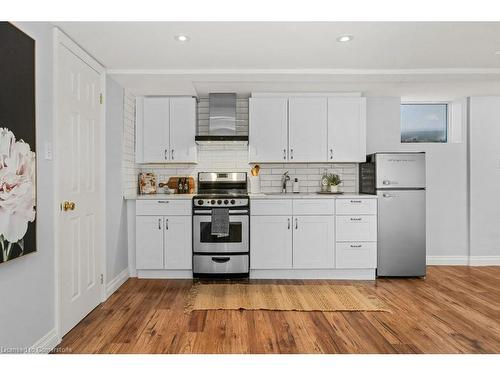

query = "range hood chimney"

[{"left": 195, "top": 93, "right": 248, "bottom": 144}]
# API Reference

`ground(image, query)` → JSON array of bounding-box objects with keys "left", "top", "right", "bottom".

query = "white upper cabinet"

[
  {"left": 327, "top": 97, "right": 366, "bottom": 162},
  {"left": 136, "top": 96, "right": 197, "bottom": 163},
  {"left": 169, "top": 97, "right": 197, "bottom": 163},
  {"left": 138, "top": 97, "right": 170, "bottom": 163},
  {"left": 288, "top": 97, "right": 327, "bottom": 162},
  {"left": 249, "top": 97, "right": 288, "bottom": 162}
]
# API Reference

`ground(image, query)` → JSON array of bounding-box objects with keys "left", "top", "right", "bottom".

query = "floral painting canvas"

[{"left": 0, "top": 22, "right": 36, "bottom": 264}]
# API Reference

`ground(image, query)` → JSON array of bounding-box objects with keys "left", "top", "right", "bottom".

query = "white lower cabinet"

[
  {"left": 136, "top": 214, "right": 192, "bottom": 270},
  {"left": 164, "top": 216, "right": 192, "bottom": 269},
  {"left": 293, "top": 215, "right": 334, "bottom": 269},
  {"left": 136, "top": 215, "right": 164, "bottom": 269},
  {"left": 251, "top": 215, "right": 293, "bottom": 269},
  {"left": 336, "top": 242, "right": 377, "bottom": 269},
  {"left": 250, "top": 198, "right": 377, "bottom": 277}
]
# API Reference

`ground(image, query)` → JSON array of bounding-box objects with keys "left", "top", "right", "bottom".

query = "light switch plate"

[{"left": 44, "top": 142, "right": 53, "bottom": 160}]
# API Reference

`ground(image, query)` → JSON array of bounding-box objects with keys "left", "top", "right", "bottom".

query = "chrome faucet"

[{"left": 281, "top": 171, "right": 290, "bottom": 193}]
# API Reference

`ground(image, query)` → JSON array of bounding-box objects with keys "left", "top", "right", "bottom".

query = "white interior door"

[
  {"left": 288, "top": 97, "right": 327, "bottom": 162},
  {"left": 57, "top": 43, "right": 104, "bottom": 336}
]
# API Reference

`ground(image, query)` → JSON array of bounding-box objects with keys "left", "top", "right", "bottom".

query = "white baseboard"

[
  {"left": 469, "top": 256, "right": 500, "bottom": 266},
  {"left": 137, "top": 269, "right": 192, "bottom": 279},
  {"left": 105, "top": 268, "right": 130, "bottom": 298},
  {"left": 250, "top": 268, "right": 376, "bottom": 280},
  {"left": 29, "top": 328, "right": 60, "bottom": 354},
  {"left": 426, "top": 256, "right": 469, "bottom": 265}
]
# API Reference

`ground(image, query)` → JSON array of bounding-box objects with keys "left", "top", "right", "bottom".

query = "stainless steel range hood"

[{"left": 195, "top": 93, "right": 248, "bottom": 144}]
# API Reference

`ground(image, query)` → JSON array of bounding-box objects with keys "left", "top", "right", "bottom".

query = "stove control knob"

[
  {"left": 197, "top": 200, "right": 204, "bottom": 205},
  {"left": 230, "top": 199, "right": 236, "bottom": 205},
  {"left": 211, "top": 200, "right": 216, "bottom": 205},
  {"left": 217, "top": 199, "right": 222, "bottom": 204},
  {"left": 224, "top": 199, "right": 229, "bottom": 204}
]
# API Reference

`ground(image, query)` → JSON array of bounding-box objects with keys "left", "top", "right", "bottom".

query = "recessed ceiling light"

[
  {"left": 174, "top": 35, "right": 190, "bottom": 42},
  {"left": 337, "top": 35, "right": 354, "bottom": 43}
]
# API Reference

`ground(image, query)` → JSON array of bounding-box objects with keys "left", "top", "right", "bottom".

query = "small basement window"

[{"left": 401, "top": 103, "right": 448, "bottom": 143}]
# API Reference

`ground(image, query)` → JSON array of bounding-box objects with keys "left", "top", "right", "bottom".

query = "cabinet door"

[
  {"left": 137, "top": 97, "right": 170, "bottom": 163},
  {"left": 136, "top": 215, "right": 164, "bottom": 269},
  {"left": 169, "top": 97, "right": 197, "bottom": 163},
  {"left": 164, "top": 216, "right": 192, "bottom": 269},
  {"left": 251, "top": 216, "right": 293, "bottom": 269},
  {"left": 293, "top": 215, "right": 334, "bottom": 269},
  {"left": 288, "top": 97, "right": 327, "bottom": 162},
  {"left": 249, "top": 98, "right": 288, "bottom": 162},
  {"left": 327, "top": 97, "right": 366, "bottom": 162}
]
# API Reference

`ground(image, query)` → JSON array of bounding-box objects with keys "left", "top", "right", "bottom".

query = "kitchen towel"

[{"left": 211, "top": 208, "right": 230, "bottom": 237}]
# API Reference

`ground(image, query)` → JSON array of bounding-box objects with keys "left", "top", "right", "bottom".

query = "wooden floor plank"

[{"left": 55, "top": 266, "right": 500, "bottom": 354}]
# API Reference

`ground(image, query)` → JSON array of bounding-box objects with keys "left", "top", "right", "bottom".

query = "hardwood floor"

[{"left": 56, "top": 266, "right": 500, "bottom": 354}]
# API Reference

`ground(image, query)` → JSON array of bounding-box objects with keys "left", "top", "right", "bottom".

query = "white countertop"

[
  {"left": 125, "top": 193, "right": 377, "bottom": 200},
  {"left": 124, "top": 193, "right": 195, "bottom": 200},
  {"left": 249, "top": 193, "right": 377, "bottom": 199}
]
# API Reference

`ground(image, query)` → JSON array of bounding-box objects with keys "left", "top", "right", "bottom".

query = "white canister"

[{"left": 249, "top": 175, "right": 261, "bottom": 194}]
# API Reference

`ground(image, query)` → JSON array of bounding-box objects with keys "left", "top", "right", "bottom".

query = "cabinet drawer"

[
  {"left": 336, "top": 215, "right": 377, "bottom": 241},
  {"left": 136, "top": 199, "right": 191, "bottom": 216},
  {"left": 336, "top": 198, "right": 377, "bottom": 215},
  {"left": 336, "top": 242, "right": 377, "bottom": 269},
  {"left": 293, "top": 199, "right": 334, "bottom": 215},
  {"left": 251, "top": 199, "right": 292, "bottom": 216}
]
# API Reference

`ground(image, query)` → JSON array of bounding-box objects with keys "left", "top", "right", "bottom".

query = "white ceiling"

[{"left": 53, "top": 22, "right": 500, "bottom": 96}]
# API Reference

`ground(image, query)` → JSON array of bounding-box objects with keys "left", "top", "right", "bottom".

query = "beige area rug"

[{"left": 185, "top": 284, "right": 391, "bottom": 313}]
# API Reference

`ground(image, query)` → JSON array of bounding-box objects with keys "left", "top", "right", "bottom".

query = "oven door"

[{"left": 193, "top": 213, "right": 249, "bottom": 254}]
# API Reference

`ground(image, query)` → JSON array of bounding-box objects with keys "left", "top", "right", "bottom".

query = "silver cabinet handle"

[
  {"left": 295, "top": 218, "right": 298, "bottom": 230},
  {"left": 157, "top": 200, "right": 170, "bottom": 204},
  {"left": 350, "top": 244, "right": 362, "bottom": 248},
  {"left": 171, "top": 149, "right": 175, "bottom": 160},
  {"left": 283, "top": 149, "right": 286, "bottom": 160},
  {"left": 158, "top": 218, "right": 162, "bottom": 230},
  {"left": 330, "top": 149, "right": 333, "bottom": 160},
  {"left": 350, "top": 200, "right": 362, "bottom": 203},
  {"left": 382, "top": 180, "right": 391, "bottom": 185},
  {"left": 164, "top": 149, "right": 168, "bottom": 160},
  {"left": 350, "top": 217, "right": 362, "bottom": 221},
  {"left": 382, "top": 193, "right": 393, "bottom": 198},
  {"left": 287, "top": 218, "right": 290, "bottom": 230},
  {"left": 290, "top": 149, "right": 294, "bottom": 160},
  {"left": 165, "top": 218, "right": 169, "bottom": 230}
]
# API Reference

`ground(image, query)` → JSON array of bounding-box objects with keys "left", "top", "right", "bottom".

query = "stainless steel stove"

[{"left": 192, "top": 172, "right": 249, "bottom": 278}]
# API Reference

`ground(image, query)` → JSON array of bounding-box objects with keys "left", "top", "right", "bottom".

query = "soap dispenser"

[{"left": 293, "top": 178, "right": 300, "bottom": 193}]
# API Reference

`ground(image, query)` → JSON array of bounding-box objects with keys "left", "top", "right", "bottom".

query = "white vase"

[{"left": 329, "top": 185, "right": 338, "bottom": 193}]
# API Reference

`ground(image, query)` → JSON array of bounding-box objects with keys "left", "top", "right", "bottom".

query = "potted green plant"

[{"left": 325, "top": 173, "right": 341, "bottom": 193}]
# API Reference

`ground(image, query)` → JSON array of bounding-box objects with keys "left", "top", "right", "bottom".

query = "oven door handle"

[{"left": 211, "top": 257, "right": 231, "bottom": 263}]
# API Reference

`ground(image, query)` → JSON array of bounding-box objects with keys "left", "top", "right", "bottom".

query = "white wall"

[
  {"left": 366, "top": 97, "right": 469, "bottom": 262},
  {"left": 0, "top": 22, "right": 56, "bottom": 349},
  {"left": 105, "top": 77, "right": 129, "bottom": 287},
  {"left": 469, "top": 96, "right": 500, "bottom": 263}
]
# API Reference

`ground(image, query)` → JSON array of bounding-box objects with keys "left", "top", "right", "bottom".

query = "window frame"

[{"left": 400, "top": 101, "right": 450, "bottom": 144}]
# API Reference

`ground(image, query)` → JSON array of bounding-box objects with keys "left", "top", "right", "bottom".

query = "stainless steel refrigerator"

[{"left": 360, "top": 152, "right": 426, "bottom": 277}]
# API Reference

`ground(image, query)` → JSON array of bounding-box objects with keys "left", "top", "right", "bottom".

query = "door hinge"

[
  {"left": 99, "top": 93, "right": 103, "bottom": 105},
  {"left": 100, "top": 274, "right": 104, "bottom": 284}
]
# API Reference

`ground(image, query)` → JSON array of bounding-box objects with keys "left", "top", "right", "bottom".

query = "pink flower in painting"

[{"left": 0, "top": 127, "right": 36, "bottom": 244}]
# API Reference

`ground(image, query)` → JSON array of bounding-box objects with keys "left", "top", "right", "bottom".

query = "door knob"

[{"left": 62, "top": 201, "right": 76, "bottom": 211}]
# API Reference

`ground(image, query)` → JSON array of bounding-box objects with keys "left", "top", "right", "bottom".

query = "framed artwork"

[{"left": 0, "top": 22, "right": 36, "bottom": 264}]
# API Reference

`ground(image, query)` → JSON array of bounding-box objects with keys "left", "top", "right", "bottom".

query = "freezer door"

[
  {"left": 375, "top": 153, "right": 425, "bottom": 189},
  {"left": 377, "top": 190, "right": 426, "bottom": 276}
]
